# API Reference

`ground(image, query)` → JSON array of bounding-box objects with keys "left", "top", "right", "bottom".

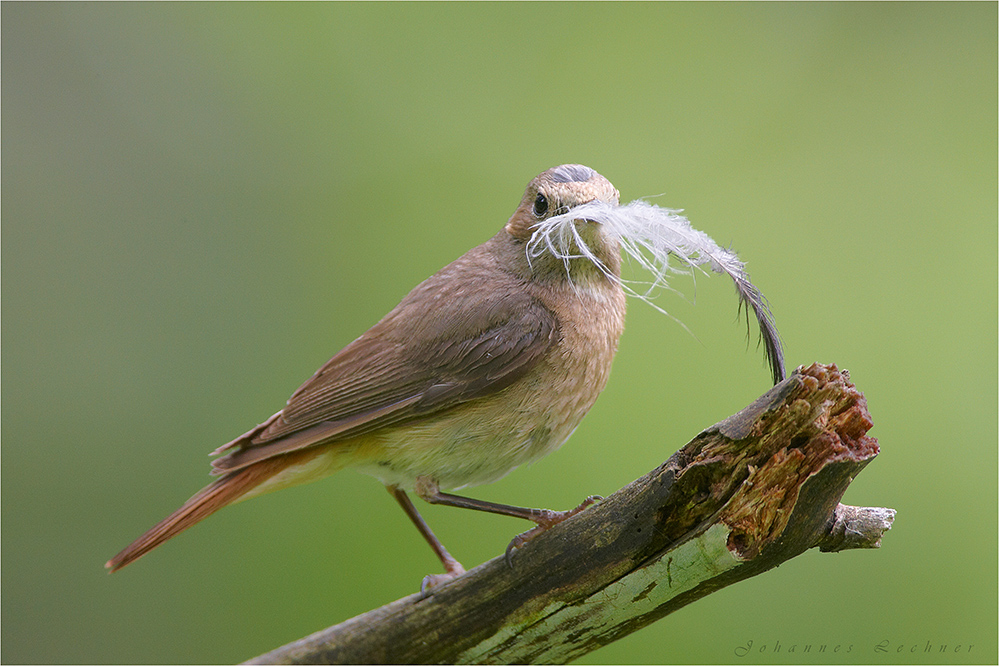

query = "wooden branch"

[{"left": 247, "top": 363, "right": 893, "bottom": 665}]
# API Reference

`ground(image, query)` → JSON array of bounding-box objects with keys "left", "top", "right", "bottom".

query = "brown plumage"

[{"left": 106, "top": 165, "right": 628, "bottom": 578}]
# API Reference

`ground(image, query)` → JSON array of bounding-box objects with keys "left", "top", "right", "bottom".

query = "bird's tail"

[{"left": 106, "top": 446, "right": 333, "bottom": 572}]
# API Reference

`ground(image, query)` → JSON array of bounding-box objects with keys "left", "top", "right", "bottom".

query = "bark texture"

[{"left": 247, "top": 363, "right": 892, "bottom": 665}]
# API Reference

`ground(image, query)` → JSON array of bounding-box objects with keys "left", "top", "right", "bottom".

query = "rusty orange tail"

[{"left": 106, "top": 448, "right": 326, "bottom": 572}]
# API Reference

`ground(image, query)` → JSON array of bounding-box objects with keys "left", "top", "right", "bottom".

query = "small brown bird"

[{"left": 106, "top": 164, "right": 784, "bottom": 588}]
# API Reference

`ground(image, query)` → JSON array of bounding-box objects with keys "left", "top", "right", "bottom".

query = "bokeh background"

[{"left": 3, "top": 3, "right": 996, "bottom": 664}]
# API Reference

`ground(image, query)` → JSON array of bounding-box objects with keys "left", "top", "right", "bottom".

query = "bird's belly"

[
  {"left": 352, "top": 375, "right": 599, "bottom": 491},
  {"left": 353, "top": 417, "right": 571, "bottom": 491}
]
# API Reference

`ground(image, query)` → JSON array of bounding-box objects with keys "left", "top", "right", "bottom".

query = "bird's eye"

[{"left": 532, "top": 193, "right": 549, "bottom": 217}]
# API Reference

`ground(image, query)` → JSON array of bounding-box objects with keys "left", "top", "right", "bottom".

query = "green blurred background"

[{"left": 3, "top": 3, "right": 996, "bottom": 664}]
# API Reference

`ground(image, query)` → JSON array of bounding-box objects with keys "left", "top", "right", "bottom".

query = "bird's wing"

[{"left": 211, "top": 286, "right": 557, "bottom": 474}]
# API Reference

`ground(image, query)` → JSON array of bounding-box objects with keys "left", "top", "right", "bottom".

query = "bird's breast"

[{"left": 354, "top": 278, "right": 627, "bottom": 491}]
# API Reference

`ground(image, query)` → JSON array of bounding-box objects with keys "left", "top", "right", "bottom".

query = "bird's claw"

[
  {"left": 420, "top": 561, "right": 466, "bottom": 596},
  {"left": 504, "top": 495, "right": 603, "bottom": 568},
  {"left": 504, "top": 525, "right": 543, "bottom": 567}
]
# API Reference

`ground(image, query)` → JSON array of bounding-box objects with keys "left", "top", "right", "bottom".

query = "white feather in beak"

[{"left": 527, "top": 198, "right": 786, "bottom": 384}]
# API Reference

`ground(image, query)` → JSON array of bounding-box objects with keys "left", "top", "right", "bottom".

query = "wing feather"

[{"left": 212, "top": 264, "right": 558, "bottom": 475}]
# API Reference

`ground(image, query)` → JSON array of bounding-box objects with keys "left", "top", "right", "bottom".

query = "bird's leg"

[
  {"left": 387, "top": 485, "right": 466, "bottom": 594},
  {"left": 414, "top": 476, "right": 601, "bottom": 567}
]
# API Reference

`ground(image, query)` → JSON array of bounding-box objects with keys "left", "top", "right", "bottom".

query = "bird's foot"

[
  {"left": 420, "top": 559, "right": 466, "bottom": 596},
  {"left": 504, "top": 495, "right": 602, "bottom": 567}
]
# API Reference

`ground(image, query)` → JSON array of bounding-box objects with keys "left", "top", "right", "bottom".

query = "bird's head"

[{"left": 505, "top": 164, "right": 622, "bottom": 283}]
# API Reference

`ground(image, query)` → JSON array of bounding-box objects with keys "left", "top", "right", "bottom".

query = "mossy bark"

[{"left": 248, "top": 363, "right": 893, "bottom": 665}]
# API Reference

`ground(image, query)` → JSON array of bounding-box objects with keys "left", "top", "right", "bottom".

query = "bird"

[{"left": 106, "top": 164, "right": 784, "bottom": 589}]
